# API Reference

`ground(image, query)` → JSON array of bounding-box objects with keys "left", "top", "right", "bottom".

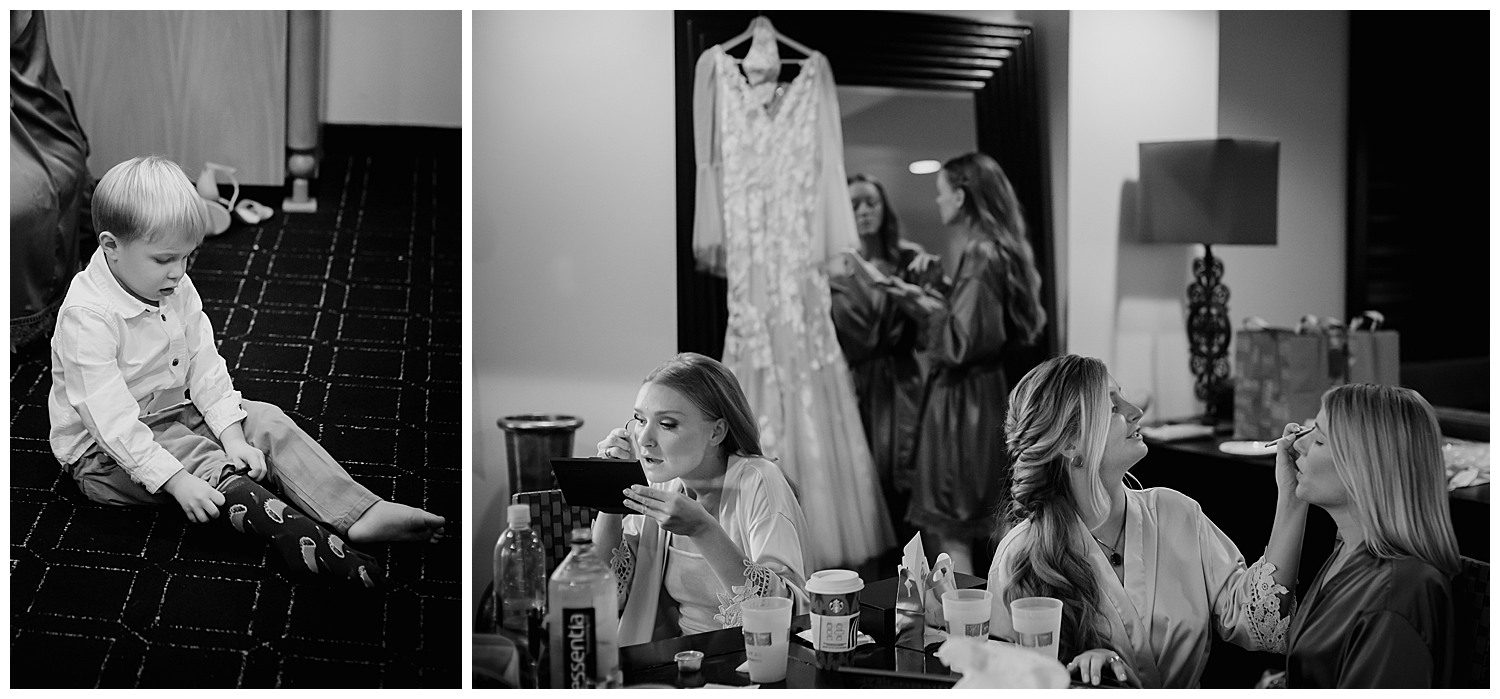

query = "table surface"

[
  {"left": 618, "top": 590, "right": 1121, "bottom": 689},
  {"left": 620, "top": 613, "right": 960, "bottom": 689},
  {"left": 1147, "top": 434, "right": 1489, "bottom": 504}
]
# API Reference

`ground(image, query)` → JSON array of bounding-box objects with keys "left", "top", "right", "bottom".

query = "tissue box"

[{"left": 859, "top": 572, "right": 985, "bottom": 647}]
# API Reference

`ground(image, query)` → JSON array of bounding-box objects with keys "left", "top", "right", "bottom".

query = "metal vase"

[{"left": 498, "top": 414, "right": 584, "bottom": 494}]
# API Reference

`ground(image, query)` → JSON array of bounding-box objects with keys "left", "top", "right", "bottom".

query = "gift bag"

[
  {"left": 1345, "top": 330, "right": 1400, "bottom": 386},
  {"left": 1233, "top": 328, "right": 1331, "bottom": 440}
]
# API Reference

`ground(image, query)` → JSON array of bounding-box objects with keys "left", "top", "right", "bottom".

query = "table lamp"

[{"left": 1138, "top": 138, "right": 1279, "bottom": 424}]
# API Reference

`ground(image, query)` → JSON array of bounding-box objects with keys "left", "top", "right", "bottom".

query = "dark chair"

[
  {"left": 1451, "top": 555, "right": 1489, "bottom": 688},
  {"left": 511, "top": 489, "right": 598, "bottom": 576}
]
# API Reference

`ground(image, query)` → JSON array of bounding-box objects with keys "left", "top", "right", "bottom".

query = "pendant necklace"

[{"left": 1093, "top": 518, "right": 1125, "bottom": 567}]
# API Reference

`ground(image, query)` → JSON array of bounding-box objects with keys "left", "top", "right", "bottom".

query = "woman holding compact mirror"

[{"left": 594, "top": 352, "right": 810, "bottom": 644}]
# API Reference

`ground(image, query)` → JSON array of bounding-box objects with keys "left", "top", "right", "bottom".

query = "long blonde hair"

[
  {"left": 940, "top": 152, "right": 1046, "bottom": 344},
  {"left": 1323, "top": 384, "right": 1460, "bottom": 576},
  {"left": 998, "top": 355, "right": 1116, "bottom": 659}
]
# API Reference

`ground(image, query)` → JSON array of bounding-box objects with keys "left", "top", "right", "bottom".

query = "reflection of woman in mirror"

[
  {"left": 886, "top": 152, "right": 1046, "bottom": 575},
  {"left": 829, "top": 174, "right": 947, "bottom": 540}
]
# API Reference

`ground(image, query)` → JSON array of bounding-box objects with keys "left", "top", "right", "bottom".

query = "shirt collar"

[{"left": 84, "top": 246, "right": 159, "bottom": 318}]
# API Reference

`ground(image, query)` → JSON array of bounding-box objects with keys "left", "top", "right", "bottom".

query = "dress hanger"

[{"left": 719, "top": 15, "right": 812, "bottom": 63}]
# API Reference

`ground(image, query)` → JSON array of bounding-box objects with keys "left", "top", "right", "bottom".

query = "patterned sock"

[{"left": 217, "top": 473, "right": 383, "bottom": 588}]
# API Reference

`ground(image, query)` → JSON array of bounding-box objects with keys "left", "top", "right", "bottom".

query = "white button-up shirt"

[{"left": 49, "top": 247, "right": 246, "bottom": 493}]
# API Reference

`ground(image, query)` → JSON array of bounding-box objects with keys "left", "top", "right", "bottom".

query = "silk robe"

[
  {"left": 612, "top": 455, "right": 811, "bottom": 646},
  {"left": 1286, "top": 544, "right": 1454, "bottom": 688},
  {"left": 828, "top": 241, "right": 946, "bottom": 493},
  {"left": 907, "top": 235, "right": 1013, "bottom": 538},
  {"left": 988, "top": 487, "right": 1290, "bottom": 688}
]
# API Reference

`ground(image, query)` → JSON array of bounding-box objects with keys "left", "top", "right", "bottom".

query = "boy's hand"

[
  {"left": 226, "top": 442, "right": 267, "bottom": 481},
  {"left": 163, "top": 469, "right": 225, "bottom": 523}
]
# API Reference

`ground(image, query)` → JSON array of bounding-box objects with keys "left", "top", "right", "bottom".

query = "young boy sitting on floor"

[{"left": 48, "top": 155, "right": 446, "bottom": 588}]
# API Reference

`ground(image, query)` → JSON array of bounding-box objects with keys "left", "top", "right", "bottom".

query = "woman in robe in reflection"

[
  {"left": 593, "top": 352, "right": 810, "bottom": 645},
  {"left": 884, "top": 152, "right": 1045, "bottom": 574},
  {"left": 829, "top": 174, "right": 947, "bottom": 540},
  {"left": 1283, "top": 383, "right": 1459, "bottom": 688},
  {"left": 987, "top": 355, "right": 1306, "bottom": 688}
]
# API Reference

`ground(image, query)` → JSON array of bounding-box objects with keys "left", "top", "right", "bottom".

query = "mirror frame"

[{"left": 674, "top": 10, "right": 1057, "bottom": 380}]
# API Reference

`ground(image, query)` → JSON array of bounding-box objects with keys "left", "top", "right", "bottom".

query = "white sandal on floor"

[{"left": 235, "top": 198, "right": 274, "bottom": 225}]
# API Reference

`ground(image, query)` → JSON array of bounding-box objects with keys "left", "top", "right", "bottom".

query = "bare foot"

[{"left": 347, "top": 501, "right": 447, "bottom": 544}]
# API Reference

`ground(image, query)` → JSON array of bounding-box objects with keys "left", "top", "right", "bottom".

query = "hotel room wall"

[
  {"left": 324, "top": 10, "right": 462, "bottom": 128},
  {"left": 1066, "top": 10, "right": 1219, "bottom": 422},
  {"left": 473, "top": 10, "right": 677, "bottom": 617},
  {"left": 1216, "top": 11, "right": 1348, "bottom": 341},
  {"left": 1062, "top": 11, "right": 1348, "bottom": 421}
]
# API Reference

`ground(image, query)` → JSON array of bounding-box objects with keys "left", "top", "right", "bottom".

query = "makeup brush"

[{"left": 1264, "top": 425, "right": 1314, "bottom": 448}]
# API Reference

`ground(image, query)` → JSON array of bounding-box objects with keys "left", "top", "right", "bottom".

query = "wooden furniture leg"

[{"left": 284, "top": 9, "right": 321, "bottom": 213}]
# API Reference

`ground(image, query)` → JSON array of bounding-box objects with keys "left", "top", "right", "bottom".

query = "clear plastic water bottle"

[
  {"left": 494, "top": 504, "right": 546, "bottom": 686},
  {"left": 548, "top": 527, "right": 621, "bottom": 689}
]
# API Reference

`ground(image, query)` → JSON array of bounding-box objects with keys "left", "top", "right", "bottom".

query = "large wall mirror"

[{"left": 673, "top": 10, "right": 1057, "bottom": 383}]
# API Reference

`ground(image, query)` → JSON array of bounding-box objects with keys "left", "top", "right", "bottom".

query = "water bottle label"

[{"left": 563, "top": 607, "right": 598, "bottom": 689}]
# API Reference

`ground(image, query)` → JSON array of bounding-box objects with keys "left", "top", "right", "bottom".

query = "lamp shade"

[{"left": 1138, "top": 138, "right": 1279, "bottom": 245}]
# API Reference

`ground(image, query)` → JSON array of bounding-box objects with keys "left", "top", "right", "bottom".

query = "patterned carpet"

[{"left": 9, "top": 126, "right": 461, "bottom": 687}]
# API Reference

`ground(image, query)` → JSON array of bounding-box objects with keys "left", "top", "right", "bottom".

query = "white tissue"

[{"left": 934, "top": 636, "right": 1070, "bottom": 689}]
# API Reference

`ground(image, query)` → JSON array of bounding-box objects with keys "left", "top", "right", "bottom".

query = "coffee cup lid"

[{"left": 806, "top": 569, "right": 864, "bottom": 595}]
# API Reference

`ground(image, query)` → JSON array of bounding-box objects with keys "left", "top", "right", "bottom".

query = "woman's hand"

[
  {"left": 621, "top": 484, "right": 717, "bottom": 537},
  {"left": 1066, "top": 648, "right": 1129, "bottom": 687},
  {"left": 907, "top": 254, "right": 938, "bottom": 278},
  {"left": 1272, "top": 421, "right": 1305, "bottom": 500},
  {"left": 881, "top": 278, "right": 944, "bottom": 317},
  {"left": 597, "top": 427, "right": 635, "bottom": 460}
]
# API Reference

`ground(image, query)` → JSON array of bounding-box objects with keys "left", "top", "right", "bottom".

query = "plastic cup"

[
  {"left": 740, "top": 597, "right": 793, "bottom": 683},
  {"left": 941, "top": 589, "right": 993, "bottom": 639},
  {"left": 1010, "top": 596, "right": 1063, "bottom": 659},
  {"left": 674, "top": 650, "right": 703, "bottom": 674},
  {"left": 806, "top": 569, "right": 864, "bottom": 669}
]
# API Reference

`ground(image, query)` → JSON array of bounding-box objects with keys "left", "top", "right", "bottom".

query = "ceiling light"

[{"left": 908, "top": 160, "right": 940, "bottom": 175}]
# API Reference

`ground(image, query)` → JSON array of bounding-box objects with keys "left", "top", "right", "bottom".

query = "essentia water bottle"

[
  {"left": 494, "top": 504, "right": 546, "bottom": 685},
  {"left": 548, "top": 527, "right": 621, "bottom": 689}
]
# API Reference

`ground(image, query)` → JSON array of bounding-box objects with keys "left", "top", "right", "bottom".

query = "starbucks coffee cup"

[{"left": 806, "top": 569, "right": 864, "bottom": 669}]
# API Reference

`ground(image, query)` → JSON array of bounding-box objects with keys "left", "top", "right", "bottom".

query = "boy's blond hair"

[{"left": 93, "top": 156, "right": 211, "bottom": 245}]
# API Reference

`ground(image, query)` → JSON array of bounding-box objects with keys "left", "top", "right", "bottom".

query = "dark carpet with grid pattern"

[{"left": 9, "top": 126, "right": 461, "bottom": 687}]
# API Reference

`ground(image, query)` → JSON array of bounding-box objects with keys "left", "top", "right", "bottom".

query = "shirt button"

[
  {"left": 172, "top": 359, "right": 180, "bottom": 367},
  {"left": 161, "top": 314, "right": 167, "bottom": 321}
]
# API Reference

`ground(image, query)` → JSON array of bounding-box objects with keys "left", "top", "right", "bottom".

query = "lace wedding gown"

[{"left": 692, "top": 37, "right": 893, "bottom": 569}]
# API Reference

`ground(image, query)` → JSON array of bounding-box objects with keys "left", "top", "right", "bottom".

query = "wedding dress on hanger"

[{"left": 692, "top": 18, "right": 894, "bottom": 569}]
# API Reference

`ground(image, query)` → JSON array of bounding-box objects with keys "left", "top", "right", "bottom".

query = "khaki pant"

[{"left": 69, "top": 400, "right": 380, "bottom": 536}]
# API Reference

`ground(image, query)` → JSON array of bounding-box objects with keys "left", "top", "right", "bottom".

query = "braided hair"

[{"left": 996, "top": 355, "right": 1115, "bottom": 660}]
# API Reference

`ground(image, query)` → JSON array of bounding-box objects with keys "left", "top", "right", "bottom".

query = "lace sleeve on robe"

[
  {"left": 1199, "top": 502, "right": 1297, "bottom": 654},
  {"left": 702, "top": 459, "right": 810, "bottom": 629},
  {"left": 711, "top": 559, "right": 792, "bottom": 628},
  {"left": 1241, "top": 556, "right": 1294, "bottom": 653},
  {"left": 610, "top": 536, "right": 637, "bottom": 610}
]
